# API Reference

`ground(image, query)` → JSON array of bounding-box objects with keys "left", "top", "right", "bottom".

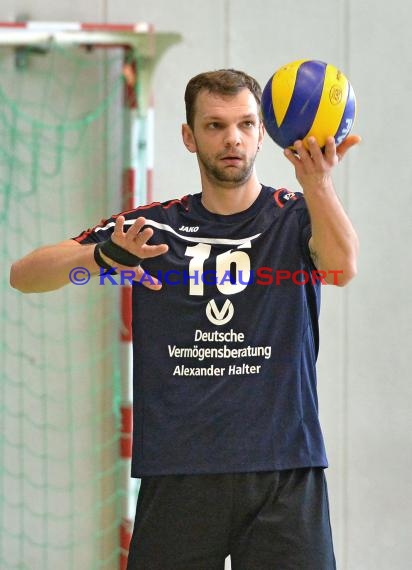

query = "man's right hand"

[{"left": 99, "top": 216, "right": 169, "bottom": 290}]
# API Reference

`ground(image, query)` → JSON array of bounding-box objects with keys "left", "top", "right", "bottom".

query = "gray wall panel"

[{"left": 345, "top": 1, "right": 412, "bottom": 568}]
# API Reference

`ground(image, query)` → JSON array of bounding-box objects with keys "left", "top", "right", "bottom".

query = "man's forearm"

[
  {"left": 305, "top": 180, "right": 359, "bottom": 286},
  {"left": 10, "top": 241, "right": 98, "bottom": 293},
  {"left": 284, "top": 136, "right": 360, "bottom": 287}
]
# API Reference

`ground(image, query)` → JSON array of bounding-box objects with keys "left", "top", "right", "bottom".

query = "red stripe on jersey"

[
  {"left": 273, "top": 188, "right": 297, "bottom": 209},
  {"left": 73, "top": 232, "right": 88, "bottom": 243},
  {"left": 116, "top": 196, "right": 190, "bottom": 216},
  {"left": 72, "top": 218, "right": 110, "bottom": 242},
  {"left": 273, "top": 189, "right": 286, "bottom": 208},
  {"left": 73, "top": 196, "right": 191, "bottom": 243},
  {"left": 163, "top": 198, "right": 189, "bottom": 210}
]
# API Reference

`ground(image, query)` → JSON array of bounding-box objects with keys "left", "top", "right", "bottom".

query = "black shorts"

[{"left": 126, "top": 468, "right": 336, "bottom": 570}]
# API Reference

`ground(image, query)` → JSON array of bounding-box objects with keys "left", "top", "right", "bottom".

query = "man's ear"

[
  {"left": 182, "top": 123, "right": 197, "bottom": 153},
  {"left": 258, "top": 121, "right": 265, "bottom": 148}
]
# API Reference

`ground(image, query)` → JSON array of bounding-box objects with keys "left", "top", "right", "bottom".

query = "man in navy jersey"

[{"left": 11, "top": 69, "right": 359, "bottom": 569}]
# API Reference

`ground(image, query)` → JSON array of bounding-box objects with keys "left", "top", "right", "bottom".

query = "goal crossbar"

[
  {"left": 0, "top": 21, "right": 181, "bottom": 59},
  {"left": 0, "top": 21, "right": 181, "bottom": 112},
  {"left": 0, "top": 22, "right": 180, "bottom": 49}
]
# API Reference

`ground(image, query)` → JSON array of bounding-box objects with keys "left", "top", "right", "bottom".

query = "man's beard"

[{"left": 197, "top": 148, "right": 257, "bottom": 186}]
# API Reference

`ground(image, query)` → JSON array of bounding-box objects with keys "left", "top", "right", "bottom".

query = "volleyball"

[{"left": 261, "top": 59, "right": 356, "bottom": 150}]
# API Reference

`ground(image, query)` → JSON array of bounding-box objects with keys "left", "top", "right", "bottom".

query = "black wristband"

[
  {"left": 99, "top": 236, "right": 142, "bottom": 267},
  {"left": 94, "top": 243, "right": 118, "bottom": 273}
]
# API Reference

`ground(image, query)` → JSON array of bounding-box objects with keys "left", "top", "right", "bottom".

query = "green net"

[{"left": 0, "top": 42, "right": 139, "bottom": 569}]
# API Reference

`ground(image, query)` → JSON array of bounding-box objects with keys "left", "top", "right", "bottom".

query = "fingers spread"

[
  {"left": 113, "top": 215, "right": 126, "bottom": 237},
  {"left": 111, "top": 214, "right": 168, "bottom": 261},
  {"left": 336, "top": 134, "right": 361, "bottom": 158},
  {"left": 291, "top": 138, "right": 319, "bottom": 170},
  {"left": 125, "top": 216, "right": 147, "bottom": 240}
]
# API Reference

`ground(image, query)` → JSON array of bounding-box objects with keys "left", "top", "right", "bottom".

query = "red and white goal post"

[{"left": 0, "top": 20, "right": 180, "bottom": 570}]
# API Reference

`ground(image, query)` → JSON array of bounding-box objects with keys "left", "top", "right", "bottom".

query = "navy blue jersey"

[{"left": 74, "top": 186, "right": 328, "bottom": 476}]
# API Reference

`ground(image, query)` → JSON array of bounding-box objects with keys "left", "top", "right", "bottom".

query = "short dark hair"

[{"left": 184, "top": 69, "right": 262, "bottom": 129}]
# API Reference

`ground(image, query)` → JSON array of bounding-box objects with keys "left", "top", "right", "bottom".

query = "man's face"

[{"left": 183, "top": 88, "right": 264, "bottom": 188}]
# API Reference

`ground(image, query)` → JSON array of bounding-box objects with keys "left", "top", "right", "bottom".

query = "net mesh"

[{"left": 0, "top": 41, "right": 137, "bottom": 569}]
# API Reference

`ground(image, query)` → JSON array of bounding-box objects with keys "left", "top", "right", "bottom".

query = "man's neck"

[{"left": 200, "top": 174, "right": 262, "bottom": 215}]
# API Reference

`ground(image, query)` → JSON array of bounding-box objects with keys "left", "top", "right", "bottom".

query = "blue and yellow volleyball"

[{"left": 261, "top": 59, "right": 356, "bottom": 150}]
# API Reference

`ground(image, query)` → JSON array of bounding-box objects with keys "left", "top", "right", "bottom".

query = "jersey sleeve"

[
  {"left": 274, "top": 189, "right": 314, "bottom": 270},
  {"left": 72, "top": 205, "right": 145, "bottom": 245},
  {"left": 72, "top": 215, "right": 117, "bottom": 245},
  {"left": 71, "top": 196, "right": 190, "bottom": 245},
  {"left": 295, "top": 199, "right": 315, "bottom": 270},
  {"left": 272, "top": 188, "right": 313, "bottom": 265}
]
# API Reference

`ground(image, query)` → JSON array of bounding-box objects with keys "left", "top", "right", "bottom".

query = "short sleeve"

[
  {"left": 72, "top": 213, "right": 120, "bottom": 245},
  {"left": 294, "top": 199, "right": 315, "bottom": 270}
]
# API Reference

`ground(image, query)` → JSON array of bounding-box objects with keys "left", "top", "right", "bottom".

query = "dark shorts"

[{"left": 126, "top": 468, "right": 336, "bottom": 570}]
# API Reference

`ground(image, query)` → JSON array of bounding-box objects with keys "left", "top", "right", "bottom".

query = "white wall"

[{"left": 1, "top": 1, "right": 411, "bottom": 568}]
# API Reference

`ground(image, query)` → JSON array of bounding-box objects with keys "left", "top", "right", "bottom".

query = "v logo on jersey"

[{"left": 206, "top": 299, "right": 234, "bottom": 326}]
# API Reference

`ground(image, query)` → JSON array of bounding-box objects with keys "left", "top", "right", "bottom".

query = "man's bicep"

[{"left": 308, "top": 236, "right": 320, "bottom": 269}]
